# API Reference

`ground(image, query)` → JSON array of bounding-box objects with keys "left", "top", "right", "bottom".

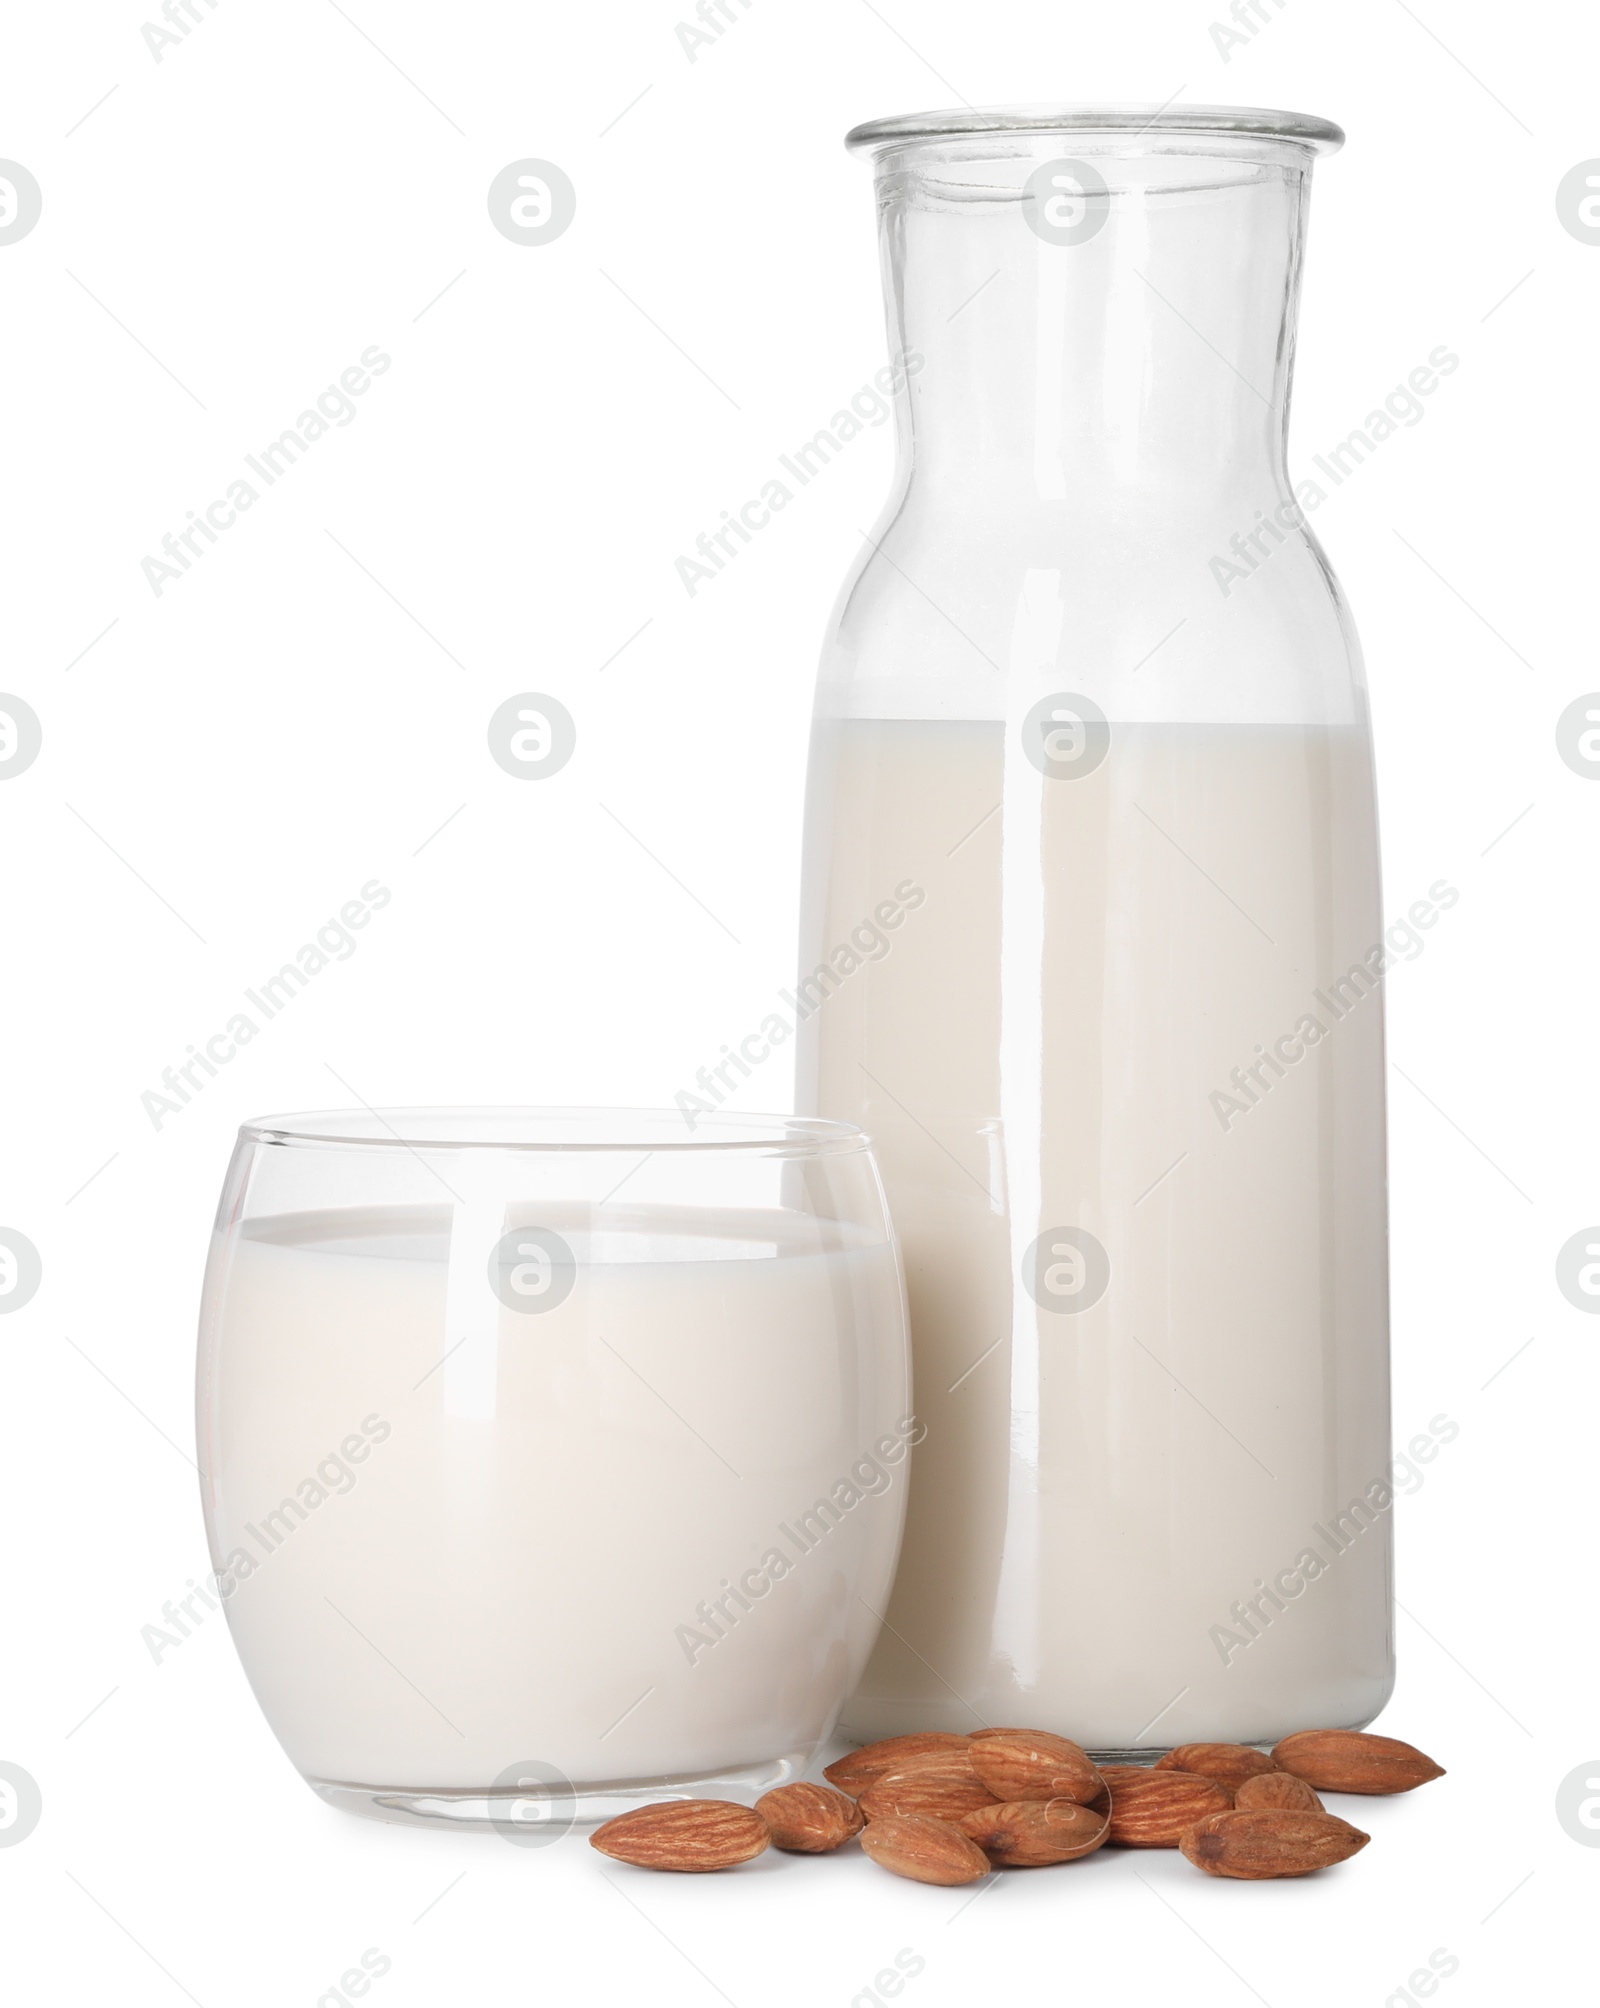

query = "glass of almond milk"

[{"left": 196, "top": 1108, "right": 909, "bottom": 1827}]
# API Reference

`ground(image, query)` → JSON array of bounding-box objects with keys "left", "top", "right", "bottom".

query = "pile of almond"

[{"left": 589, "top": 1727, "right": 1444, "bottom": 1884}]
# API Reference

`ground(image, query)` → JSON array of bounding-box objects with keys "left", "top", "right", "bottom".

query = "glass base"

[{"left": 308, "top": 1751, "right": 808, "bottom": 1831}]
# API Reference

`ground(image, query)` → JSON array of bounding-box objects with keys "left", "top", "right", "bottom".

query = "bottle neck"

[{"left": 875, "top": 140, "right": 1312, "bottom": 503}]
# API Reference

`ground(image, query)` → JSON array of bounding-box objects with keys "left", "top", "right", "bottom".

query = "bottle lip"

[{"left": 845, "top": 102, "right": 1345, "bottom": 156}]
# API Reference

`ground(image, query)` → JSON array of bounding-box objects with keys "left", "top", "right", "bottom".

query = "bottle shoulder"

[{"left": 818, "top": 495, "right": 1367, "bottom": 727}]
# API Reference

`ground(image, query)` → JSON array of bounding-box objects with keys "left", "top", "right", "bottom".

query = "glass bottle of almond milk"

[{"left": 798, "top": 104, "right": 1394, "bottom": 1754}]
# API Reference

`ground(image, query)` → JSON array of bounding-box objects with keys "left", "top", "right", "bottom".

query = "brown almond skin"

[
  {"left": 1156, "top": 1743, "right": 1279, "bottom": 1789},
  {"left": 590, "top": 1799, "right": 769, "bottom": 1871},
  {"left": 969, "top": 1727, "right": 1040, "bottom": 1740},
  {"left": 1086, "top": 1763, "right": 1159, "bottom": 1815},
  {"left": 754, "top": 1783, "right": 864, "bottom": 1853},
  {"left": 960, "top": 1800, "right": 1110, "bottom": 1867},
  {"left": 1233, "top": 1771, "right": 1324, "bottom": 1814},
  {"left": 1103, "top": 1769, "right": 1233, "bottom": 1846},
  {"left": 1272, "top": 1729, "right": 1445, "bottom": 1795},
  {"left": 1093, "top": 1764, "right": 1151, "bottom": 1799},
  {"left": 1180, "top": 1808, "right": 1370, "bottom": 1879},
  {"left": 969, "top": 1731, "right": 1104, "bottom": 1807},
  {"left": 860, "top": 1813, "right": 990, "bottom": 1886},
  {"left": 824, "top": 1733, "right": 972, "bottom": 1796},
  {"left": 858, "top": 1750, "right": 998, "bottom": 1824}
]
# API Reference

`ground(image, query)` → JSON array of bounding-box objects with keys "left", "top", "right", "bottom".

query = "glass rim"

[
  {"left": 845, "top": 102, "right": 1345, "bottom": 156},
  {"left": 237, "top": 1106, "right": 872, "bottom": 1156}
]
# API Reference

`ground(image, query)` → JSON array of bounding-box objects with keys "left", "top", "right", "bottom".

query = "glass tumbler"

[{"left": 196, "top": 1109, "right": 910, "bottom": 1827}]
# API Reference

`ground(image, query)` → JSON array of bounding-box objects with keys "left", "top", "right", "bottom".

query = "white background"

[{"left": 1, "top": 0, "right": 1594, "bottom": 2000}]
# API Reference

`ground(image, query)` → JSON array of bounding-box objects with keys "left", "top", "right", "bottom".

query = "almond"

[
  {"left": 969, "top": 1727, "right": 1040, "bottom": 1739},
  {"left": 1233, "top": 1770, "right": 1324, "bottom": 1814},
  {"left": 1271, "top": 1729, "right": 1445, "bottom": 1795},
  {"left": 824, "top": 1733, "right": 972, "bottom": 1796},
  {"left": 1155, "top": 1743, "right": 1278, "bottom": 1788},
  {"left": 960, "top": 1800, "right": 1110, "bottom": 1867},
  {"left": 860, "top": 1813, "right": 990, "bottom": 1886},
  {"left": 754, "top": 1783, "right": 864, "bottom": 1853},
  {"left": 968, "top": 1731, "right": 1104, "bottom": 1807},
  {"left": 1102, "top": 1769, "right": 1232, "bottom": 1846},
  {"left": 590, "top": 1799, "right": 769, "bottom": 1872},
  {"left": 1180, "top": 1808, "right": 1370, "bottom": 1879},
  {"left": 858, "top": 1749, "right": 997, "bottom": 1824}
]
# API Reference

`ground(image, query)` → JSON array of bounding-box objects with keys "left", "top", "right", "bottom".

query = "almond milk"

[
  {"left": 800, "top": 717, "right": 1393, "bottom": 1751},
  {"left": 199, "top": 1201, "right": 908, "bottom": 1810}
]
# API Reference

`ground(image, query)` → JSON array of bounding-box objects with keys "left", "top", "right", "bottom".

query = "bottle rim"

[{"left": 845, "top": 102, "right": 1344, "bottom": 157}]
